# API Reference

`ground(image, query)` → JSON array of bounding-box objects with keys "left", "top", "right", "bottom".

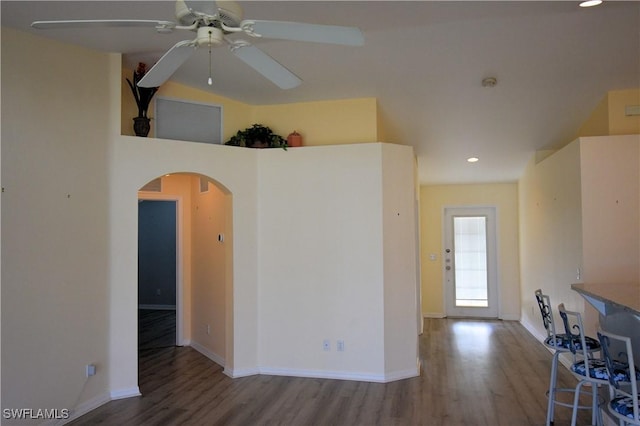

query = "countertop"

[{"left": 572, "top": 283, "right": 640, "bottom": 316}]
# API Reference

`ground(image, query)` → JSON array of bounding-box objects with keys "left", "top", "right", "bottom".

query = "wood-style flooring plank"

[{"left": 69, "top": 318, "right": 595, "bottom": 425}]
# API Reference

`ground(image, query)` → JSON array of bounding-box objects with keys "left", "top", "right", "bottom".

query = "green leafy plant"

[
  {"left": 126, "top": 62, "right": 159, "bottom": 118},
  {"left": 225, "top": 124, "right": 287, "bottom": 149}
]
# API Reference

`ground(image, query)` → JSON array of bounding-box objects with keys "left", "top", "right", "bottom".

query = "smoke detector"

[{"left": 482, "top": 77, "right": 497, "bottom": 87}]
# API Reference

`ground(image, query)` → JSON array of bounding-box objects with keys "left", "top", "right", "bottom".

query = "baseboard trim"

[
  {"left": 257, "top": 364, "right": 420, "bottom": 383},
  {"left": 520, "top": 317, "right": 546, "bottom": 342},
  {"left": 138, "top": 304, "right": 176, "bottom": 310},
  {"left": 423, "top": 312, "right": 446, "bottom": 318},
  {"left": 110, "top": 387, "right": 141, "bottom": 400},
  {"left": 56, "top": 391, "right": 112, "bottom": 425},
  {"left": 190, "top": 341, "right": 225, "bottom": 367},
  {"left": 224, "top": 367, "right": 260, "bottom": 378}
]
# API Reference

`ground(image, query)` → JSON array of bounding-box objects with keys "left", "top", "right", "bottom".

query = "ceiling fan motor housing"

[{"left": 197, "top": 26, "right": 224, "bottom": 46}]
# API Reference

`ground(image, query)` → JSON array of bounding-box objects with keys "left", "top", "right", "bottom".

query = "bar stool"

[
  {"left": 558, "top": 304, "right": 608, "bottom": 426},
  {"left": 597, "top": 329, "right": 640, "bottom": 425},
  {"left": 535, "top": 290, "right": 601, "bottom": 425}
]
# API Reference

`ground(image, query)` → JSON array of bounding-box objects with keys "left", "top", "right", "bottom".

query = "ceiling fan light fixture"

[{"left": 579, "top": 0, "right": 603, "bottom": 7}]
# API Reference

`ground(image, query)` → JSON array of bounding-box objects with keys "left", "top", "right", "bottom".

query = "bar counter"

[
  {"left": 571, "top": 283, "right": 640, "bottom": 316},
  {"left": 572, "top": 282, "right": 640, "bottom": 365}
]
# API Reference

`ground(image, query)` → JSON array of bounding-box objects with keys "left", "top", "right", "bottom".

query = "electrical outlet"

[
  {"left": 337, "top": 340, "right": 345, "bottom": 352},
  {"left": 323, "top": 339, "right": 330, "bottom": 351},
  {"left": 206, "top": 324, "right": 210, "bottom": 335},
  {"left": 86, "top": 364, "right": 96, "bottom": 377},
  {"left": 156, "top": 288, "right": 161, "bottom": 296}
]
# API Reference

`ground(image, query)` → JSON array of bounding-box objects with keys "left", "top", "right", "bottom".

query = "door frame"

[
  {"left": 138, "top": 193, "right": 184, "bottom": 346},
  {"left": 442, "top": 205, "right": 500, "bottom": 318}
]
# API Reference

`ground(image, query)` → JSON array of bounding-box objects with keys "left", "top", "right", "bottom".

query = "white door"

[{"left": 444, "top": 207, "right": 498, "bottom": 318}]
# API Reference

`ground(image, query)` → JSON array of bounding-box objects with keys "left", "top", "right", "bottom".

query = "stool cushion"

[
  {"left": 572, "top": 359, "right": 640, "bottom": 382},
  {"left": 571, "top": 359, "right": 609, "bottom": 380},
  {"left": 544, "top": 334, "right": 600, "bottom": 351},
  {"left": 610, "top": 395, "right": 640, "bottom": 420}
]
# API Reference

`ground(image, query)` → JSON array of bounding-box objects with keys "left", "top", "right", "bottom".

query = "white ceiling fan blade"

[
  {"left": 31, "top": 19, "right": 175, "bottom": 30},
  {"left": 137, "top": 40, "right": 197, "bottom": 87},
  {"left": 243, "top": 20, "right": 364, "bottom": 46},
  {"left": 231, "top": 44, "right": 301, "bottom": 90}
]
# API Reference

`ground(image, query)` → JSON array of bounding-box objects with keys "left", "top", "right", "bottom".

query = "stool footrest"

[{"left": 546, "top": 388, "right": 603, "bottom": 410}]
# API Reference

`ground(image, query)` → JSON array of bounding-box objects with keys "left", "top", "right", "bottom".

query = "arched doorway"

[{"left": 137, "top": 172, "right": 233, "bottom": 375}]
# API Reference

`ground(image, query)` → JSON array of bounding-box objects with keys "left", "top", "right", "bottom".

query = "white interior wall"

[
  {"left": 519, "top": 135, "right": 640, "bottom": 341},
  {"left": 2, "top": 28, "right": 421, "bottom": 417},
  {"left": 1, "top": 28, "right": 113, "bottom": 418},
  {"left": 257, "top": 145, "right": 387, "bottom": 379},
  {"left": 109, "top": 138, "right": 259, "bottom": 390},
  {"left": 381, "top": 144, "right": 420, "bottom": 377},
  {"left": 519, "top": 140, "right": 585, "bottom": 339},
  {"left": 190, "top": 176, "right": 229, "bottom": 365},
  {"left": 580, "top": 135, "right": 640, "bottom": 284}
]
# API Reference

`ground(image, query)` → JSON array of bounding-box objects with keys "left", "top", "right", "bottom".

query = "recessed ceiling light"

[
  {"left": 467, "top": 157, "right": 479, "bottom": 163},
  {"left": 579, "top": 0, "right": 602, "bottom": 7}
]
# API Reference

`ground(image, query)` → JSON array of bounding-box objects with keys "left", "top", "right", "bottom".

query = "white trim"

[
  {"left": 257, "top": 365, "right": 420, "bottom": 383},
  {"left": 138, "top": 304, "right": 176, "bottom": 310},
  {"left": 224, "top": 367, "right": 260, "bottom": 378},
  {"left": 190, "top": 341, "right": 225, "bottom": 367},
  {"left": 423, "top": 312, "right": 446, "bottom": 318},
  {"left": 110, "top": 387, "right": 141, "bottom": 400},
  {"left": 225, "top": 359, "right": 421, "bottom": 383}
]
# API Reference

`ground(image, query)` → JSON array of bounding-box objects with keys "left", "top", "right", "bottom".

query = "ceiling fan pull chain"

[{"left": 207, "top": 31, "right": 213, "bottom": 86}]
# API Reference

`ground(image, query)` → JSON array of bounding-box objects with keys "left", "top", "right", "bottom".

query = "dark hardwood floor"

[
  {"left": 70, "top": 318, "right": 594, "bottom": 425},
  {"left": 138, "top": 309, "right": 176, "bottom": 350}
]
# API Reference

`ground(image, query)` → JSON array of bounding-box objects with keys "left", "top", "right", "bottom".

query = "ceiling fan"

[{"left": 31, "top": 0, "right": 364, "bottom": 89}]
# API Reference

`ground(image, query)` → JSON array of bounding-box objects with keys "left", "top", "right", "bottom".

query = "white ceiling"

[{"left": 2, "top": 1, "right": 639, "bottom": 184}]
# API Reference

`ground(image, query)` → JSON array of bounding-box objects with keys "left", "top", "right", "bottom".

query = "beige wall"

[
  {"left": 518, "top": 141, "right": 585, "bottom": 339},
  {"left": 580, "top": 135, "right": 640, "bottom": 284},
  {"left": 121, "top": 72, "right": 252, "bottom": 141},
  {"left": 381, "top": 144, "right": 420, "bottom": 376},
  {"left": 256, "top": 143, "right": 418, "bottom": 381},
  {"left": 121, "top": 68, "right": 383, "bottom": 146},
  {"left": 419, "top": 183, "right": 520, "bottom": 320},
  {"left": 519, "top": 135, "right": 640, "bottom": 341},
  {"left": 608, "top": 89, "right": 640, "bottom": 136},
  {"left": 190, "top": 176, "right": 231, "bottom": 364},
  {"left": 2, "top": 28, "right": 112, "bottom": 419},
  {"left": 579, "top": 89, "right": 640, "bottom": 137},
  {"left": 253, "top": 98, "right": 381, "bottom": 145}
]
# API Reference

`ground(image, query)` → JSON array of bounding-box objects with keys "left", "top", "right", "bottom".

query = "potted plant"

[
  {"left": 225, "top": 124, "right": 287, "bottom": 149},
  {"left": 126, "top": 62, "right": 159, "bottom": 137}
]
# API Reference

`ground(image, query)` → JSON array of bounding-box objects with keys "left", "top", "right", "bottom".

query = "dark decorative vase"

[{"left": 133, "top": 117, "right": 151, "bottom": 137}]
